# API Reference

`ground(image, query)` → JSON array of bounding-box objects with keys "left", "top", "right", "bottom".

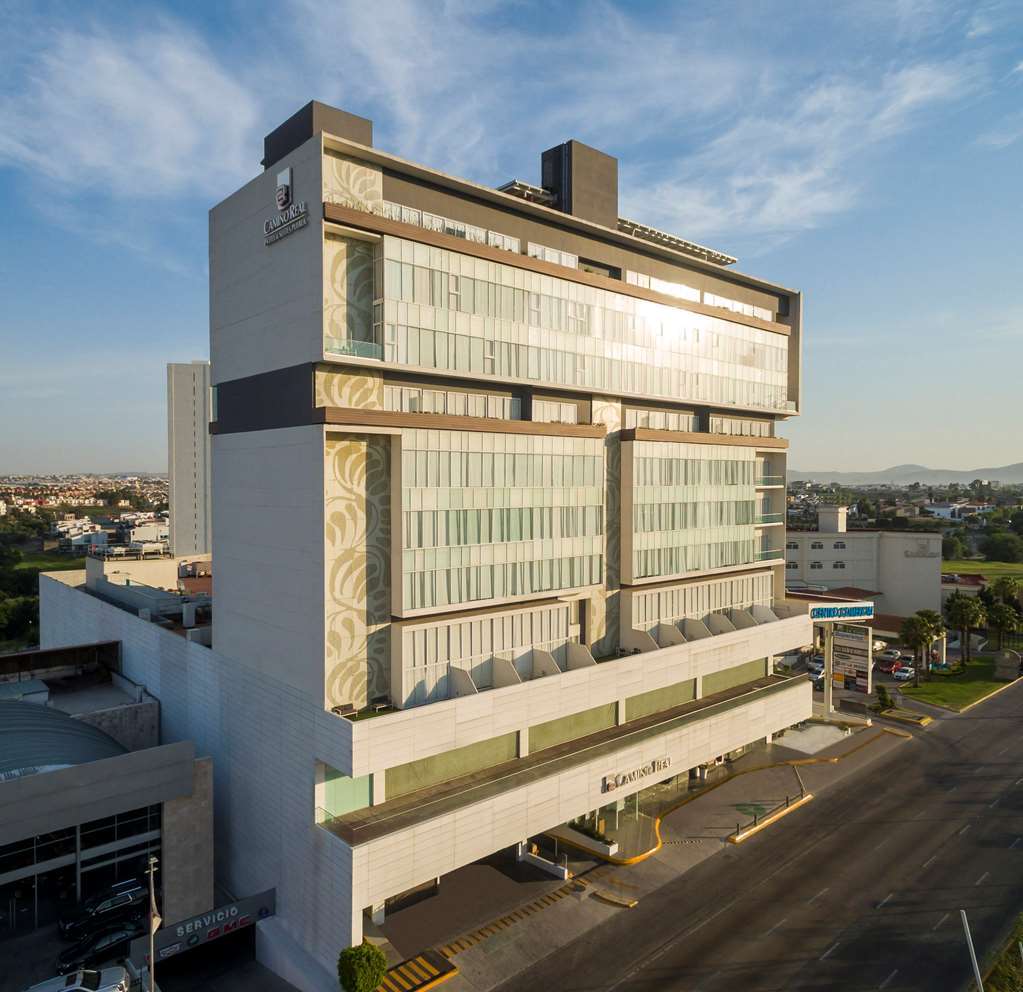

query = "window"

[
  {"left": 833, "top": 541, "right": 846, "bottom": 550},
  {"left": 810, "top": 541, "right": 823, "bottom": 550},
  {"left": 785, "top": 541, "right": 798, "bottom": 550},
  {"left": 810, "top": 561, "right": 823, "bottom": 570},
  {"left": 833, "top": 561, "right": 846, "bottom": 570},
  {"left": 786, "top": 561, "right": 798, "bottom": 570}
]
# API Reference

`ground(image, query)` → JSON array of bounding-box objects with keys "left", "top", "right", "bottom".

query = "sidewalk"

[{"left": 439, "top": 721, "right": 911, "bottom": 992}]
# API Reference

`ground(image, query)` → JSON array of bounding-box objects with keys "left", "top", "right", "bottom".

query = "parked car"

[
  {"left": 59, "top": 880, "right": 146, "bottom": 942},
  {"left": 875, "top": 658, "right": 903, "bottom": 674},
  {"left": 893, "top": 667, "right": 915, "bottom": 682},
  {"left": 57, "top": 922, "right": 144, "bottom": 975},
  {"left": 26, "top": 967, "right": 129, "bottom": 992},
  {"left": 878, "top": 649, "right": 902, "bottom": 662},
  {"left": 811, "top": 674, "right": 824, "bottom": 692},
  {"left": 806, "top": 658, "right": 825, "bottom": 676}
]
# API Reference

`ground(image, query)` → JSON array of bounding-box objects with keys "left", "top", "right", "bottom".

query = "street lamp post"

[
  {"left": 147, "top": 856, "right": 162, "bottom": 992},
  {"left": 960, "top": 909, "right": 984, "bottom": 991}
]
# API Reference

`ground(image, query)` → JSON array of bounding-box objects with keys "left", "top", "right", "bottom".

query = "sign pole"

[{"left": 824, "top": 624, "right": 834, "bottom": 715}]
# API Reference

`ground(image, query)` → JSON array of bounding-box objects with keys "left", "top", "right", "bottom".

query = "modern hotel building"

[{"left": 41, "top": 101, "right": 812, "bottom": 990}]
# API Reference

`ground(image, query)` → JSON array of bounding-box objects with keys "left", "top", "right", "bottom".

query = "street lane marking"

[
  {"left": 1015, "top": 777, "right": 1023, "bottom": 786},
  {"left": 1011, "top": 837, "right": 1021, "bottom": 849},
  {"left": 933, "top": 913, "right": 950, "bottom": 931},
  {"left": 764, "top": 916, "right": 787, "bottom": 937},
  {"left": 948, "top": 785, "right": 958, "bottom": 793},
  {"left": 879, "top": 969, "right": 898, "bottom": 990},
  {"left": 876, "top": 892, "right": 894, "bottom": 910},
  {"left": 990, "top": 798, "right": 1000, "bottom": 808},
  {"left": 997, "top": 745, "right": 1010, "bottom": 756},
  {"left": 809, "top": 887, "right": 829, "bottom": 904},
  {"left": 820, "top": 942, "right": 840, "bottom": 961},
  {"left": 922, "top": 855, "right": 937, "bottom": 869},
  {"left": 959, "top": 824, "right": 971, "bottom": 836},
  {"left": 976, "top": 872, "right": 989, "bottom": 886}
]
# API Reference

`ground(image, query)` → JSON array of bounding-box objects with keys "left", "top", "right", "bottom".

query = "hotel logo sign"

[
  {"left": 601, "top": 756, "right": 671, "bottom": 794},
  {"left": 808, "top": 601, "right": 874, "bottom": 622},
  {"left": 264, "top": 166, "right": 308, "bottom": 245}
]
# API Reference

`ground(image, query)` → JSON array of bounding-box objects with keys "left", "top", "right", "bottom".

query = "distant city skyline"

[{"left": 1, "top": 0, "right": 1021, "bottom": 473}]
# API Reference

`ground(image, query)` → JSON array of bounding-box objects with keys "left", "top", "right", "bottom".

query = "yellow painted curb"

[
  {"left": 547, "top": 725, "right": 906, "bottom": 866},
  {"left": 728, "top": 793, "right": 814, "bottom": 844},
  {"left": 592, "top": 890, "right": 638, "bottom": 909},
  {"left": 881, "top": 709, "right": 933, "bottom": 727}
]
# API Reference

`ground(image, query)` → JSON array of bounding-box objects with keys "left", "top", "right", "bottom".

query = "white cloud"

[
  {"left": 621, "top": 61, "right": 975, "bottom": 249},
  {"left": 0, "top": 17, "right": 259, "bottom": 199},
  {"left": 977, "top": 111, "right": 1023, "bottom": 149}
]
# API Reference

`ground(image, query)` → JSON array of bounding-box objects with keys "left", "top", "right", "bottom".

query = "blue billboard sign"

[{"left": 809, "top": 602, "right": 875, "bottom": 622}]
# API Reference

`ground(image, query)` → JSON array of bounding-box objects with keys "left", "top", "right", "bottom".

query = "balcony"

[
  {"left": 755, "top": 549, "right": 785, "bottom": 561},
  {"left": 755, "top": 513, "right": 785, "bottom": 525},
  {"left": 755, "top": 476, "right": 785, "bottom": 487},
  {"left": 324, "top": 337, "right": 383, "bottom": 360}
]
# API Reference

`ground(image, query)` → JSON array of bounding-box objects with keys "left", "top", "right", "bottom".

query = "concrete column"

[
  {"left": 371, "top": 773, "right": 385, "bottom": 806},
  {"left": 371, "top": 903, "right": 386, "bottom": 925},
  {"left": 941, "top": 635, "right": 947, "bottom": 667},
  {"left": 314, "top": 761, "right": 327, "bottom": 821},
  {"left": 694, "top": 676, "right": 703, "bottom": 700},
  {"left": 518, "top": 727, "right": 530, "bottom": 757},
  {"left": 616, "top": 699, "right": 626, "bottom": 725},
  {"left": 765, "top": 732, "right": 773, "bottom": 744}
]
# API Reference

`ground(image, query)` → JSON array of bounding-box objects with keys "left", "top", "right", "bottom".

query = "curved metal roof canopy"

[{"left": 0, "top": 700, "right": 126, "bottom": 780}]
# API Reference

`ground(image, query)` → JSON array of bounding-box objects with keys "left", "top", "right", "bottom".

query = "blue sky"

[{"left": 0, "top": 0, "right": 1020, "bottom": 474}]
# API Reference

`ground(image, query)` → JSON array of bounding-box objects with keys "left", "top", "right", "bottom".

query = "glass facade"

[
  {"left": 0, "top": 805, "right": 160, "bottom": 941},
  {"left": 383, "top": 383, "right": 521, "bottom": 420},
  {"left": 373, "top": 236, "right": 791, "bottom": 412},
  {"left": 400, "top": 428, "right": 604, "bottom": 611},
  {"left": 630, "top": 441, "right": 757, "bottom": 579}
]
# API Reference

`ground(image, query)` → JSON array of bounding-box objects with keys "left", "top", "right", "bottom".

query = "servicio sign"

[
  {"left": 808, "top": 601, "right": 874, "bottom": 622},
  {"left": 131, "top": 889, "right": 275, "bottom": 965},
  {"left": 602, "top": 757, "right": 671, "bottom": 794}
]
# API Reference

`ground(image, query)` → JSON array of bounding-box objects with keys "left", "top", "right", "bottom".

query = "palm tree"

[
  {"left": 916, "top": 609, "right": 946, "bottom": 677},
  {"left": 991, "top": 575, "right": 1022, "bottom": 608},
  {"left": 900, "top": 615, "right": 930, "bottom": 687},
  {"left": 988, "top": 602, "right": 1021, "bottom": 650},
  {"left": 945, "top": 593, "right": 987, "bottom": 665}
]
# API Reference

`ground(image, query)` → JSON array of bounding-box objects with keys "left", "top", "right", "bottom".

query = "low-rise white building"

[{"left": 785, "top": 506, "right": 941, "bottom": 622}]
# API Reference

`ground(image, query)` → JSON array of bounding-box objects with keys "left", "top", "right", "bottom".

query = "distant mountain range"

[{"left": 787, "top": 463, "right": 1023, "bottom": 485}]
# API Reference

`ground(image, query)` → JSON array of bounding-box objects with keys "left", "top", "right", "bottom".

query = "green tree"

[
  {"left": 942, "top": 535, "right": 966, "bottom": 560},
  {"left": 988, "top": 603, "right": 1020, "bottom": 650},
  {"left": 917, "top": 609, "right": 946, "bottom": 675},
  {"left": 900, "top": 614, "right": 931, "bottom": 687},
  {"left": 945, "top": 593, "right": 987, "bottom": 664},
  {"left": 1009, "top": 509, "right": 1023, "bottom": 536},
  {"left": 990, "top": 575, "right": 1022, "bottom": 607},
  {"left": 337, "top": 942, "right": 387, "bottom": 992},
  {"left": 981, "top": 532, "right": 1023, "bottom": 563}
]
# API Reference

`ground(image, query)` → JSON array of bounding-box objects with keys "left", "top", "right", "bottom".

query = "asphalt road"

[{"left": 495, "top": 684, "right": 1023, "bottom": 992}]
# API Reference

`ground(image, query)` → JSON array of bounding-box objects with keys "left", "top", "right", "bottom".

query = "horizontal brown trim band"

[
  {"left": 322, "top": 203, "right": 791, "bottom": 337},
  {"left": 619, "top": 568, "right": 777, "bottom": 596},
  {"left": 321, "top": 406, "right": 606, "bottom": 437},
  {"left": 621, "top": 427, "right": 788, "bottom": 448}
]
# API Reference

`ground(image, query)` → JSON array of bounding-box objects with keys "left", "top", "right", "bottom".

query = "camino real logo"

[
  {"left": 263, "top": 166, "right": 308, "bottom": 246},
  {"left": 275, "top": 167, "right": 292, "bottom": 209},
  {"left": 601, "top": 756, "right": 671, "bottom": 794}
]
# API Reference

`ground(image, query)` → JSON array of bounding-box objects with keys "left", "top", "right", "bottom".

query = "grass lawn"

[
  {"left": 942, "top": 559, "right": 1023, "bottom": 580},
  {"left": 13, "top": 550, "right": 87, "bottom": 572},
  {"left": 900, "top": 656, "right": 1008, "bottom": 711}
]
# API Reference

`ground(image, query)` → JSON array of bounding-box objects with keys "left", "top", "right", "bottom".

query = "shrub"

[
  {"left": 876, "top": 685, "right": 893, "bottom": 711},
  {"left": 338, "top": 941, "right": 387, "bottom": 992}
]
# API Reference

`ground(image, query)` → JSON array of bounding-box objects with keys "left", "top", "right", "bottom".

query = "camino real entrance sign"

[
  {"left": 809, "top": 601, "right": 875, "bottom": 622},
  {"left": 130, "top": 889, "right": 275, "bottom": 965},
  {"left": 602, "top": 757, "right": 671, "bottom": 794}
]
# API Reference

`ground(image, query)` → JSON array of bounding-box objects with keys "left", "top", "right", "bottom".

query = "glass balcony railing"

[
  {"left": 755, "top": 476, "right": 785, "bottom": 486},
  {"left": 755, "top": 549, "right": 785, "bottom": 561},
  {"left": 324, "top": 337, "right": 383, "bottom": 360},
  {"left": 755, "top": 513, "right": 785, "bottom": 524}
]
